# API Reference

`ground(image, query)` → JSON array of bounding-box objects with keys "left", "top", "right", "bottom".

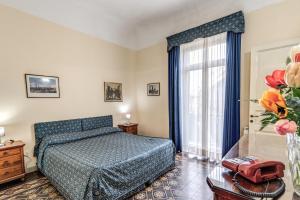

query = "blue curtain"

[
  {"left": 168, "top": 46, "right": 182, "bottom": 152},
  {"left": 222, "top": 32, "right": 241, "bottom": 157}
]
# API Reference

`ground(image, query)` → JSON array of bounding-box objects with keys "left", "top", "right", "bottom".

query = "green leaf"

[
  {"left": 281, "top": 87, "right": 292, "bottom": 95},
  {"left": 259, "top": 113, "right": 279, "bottom": 131},
  {"left": 286, "top": 97, "right": 300, "bottom": 112},
  {"left": 261, "top": 111, "right": 275, "bottom": 116},
  {"left": 292, "top": 88, "right": 300, "bottom": 97},
  {"left": 286, "top": 57, "right": 292, "bottom": 65}
]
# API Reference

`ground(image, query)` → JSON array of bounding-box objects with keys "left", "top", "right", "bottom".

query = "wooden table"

[
  {"left": 0, "top": 141, "right": 25, "bottom": 184},
  {"left": 207, "top": 134, "right": 299, "bottom": 200}
]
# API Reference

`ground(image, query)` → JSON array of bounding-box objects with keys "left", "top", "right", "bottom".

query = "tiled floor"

[
  {"left": 0, "top": 154, "right": 215, "bottom": 200},
  {"left": 0, "top": 171, "right": 44, "bottom": 192},
  {"left": 172, "top": 155, "right": 215, "bottom": 200}
]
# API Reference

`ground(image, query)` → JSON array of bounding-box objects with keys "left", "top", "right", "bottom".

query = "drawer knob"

[
  {"left": 3, "top": 152, "right": 8, "bottom": 156},
  {"left": 4, "top": 171, "right": 9, "bottom": 176}
]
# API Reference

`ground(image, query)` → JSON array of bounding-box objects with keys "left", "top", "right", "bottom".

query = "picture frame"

[
  {"left": 25, "top": 74, "right": 60, "bottom": 98},
  {"left": 104, "top": 82, "right": 123, "bottom": 102},
  {"left": 147, "top": 82, "right": 160, "bottom": 96}
]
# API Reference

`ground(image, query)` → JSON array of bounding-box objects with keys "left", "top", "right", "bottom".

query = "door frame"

[{"left": 249, "top": 38, "right": 300, "bottom": 135}]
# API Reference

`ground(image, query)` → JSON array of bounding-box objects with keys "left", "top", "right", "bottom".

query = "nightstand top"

[
  {"left": 118, "top": 123, "right": 138, "bottom": 127},
  {"left": 0, "top": 140, "right": 25, "bottom": 151}
]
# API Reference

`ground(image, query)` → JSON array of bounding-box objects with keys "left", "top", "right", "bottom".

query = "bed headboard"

[
  {"left": 81, "top": 116, "right": 113, "bottom": 131},
  {"left": 34, "top": 115, "right": 113, "bottom": 156}
]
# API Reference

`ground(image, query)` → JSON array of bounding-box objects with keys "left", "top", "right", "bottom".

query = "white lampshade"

[
  {"left": 125, "top": 114, "right": 131, "bottom": 120},
  {"left": 0, "top": 127, "right": 5, "bottom": 137}
]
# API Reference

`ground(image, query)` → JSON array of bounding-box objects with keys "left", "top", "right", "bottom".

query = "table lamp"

[
  {"left": 0, "top": 127, "right": 5, "bottom": 147},
  {"left": 125, "top": 113, "right": 131, "bottom": 124}
]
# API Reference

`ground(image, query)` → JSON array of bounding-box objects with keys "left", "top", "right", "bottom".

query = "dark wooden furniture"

[
  {"left": 118, "top": 123, "right": 138, "bottom": 135},
  {"left": 207, "top": 134, "right": 296, "bottom": 200},
  {"left": 0, "top": 141, "right": 25, "bottom": 184}
]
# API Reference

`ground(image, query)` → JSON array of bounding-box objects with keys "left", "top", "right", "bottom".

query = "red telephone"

[{"left": 222, "top": 156, "right": 285, "bottom": 183}]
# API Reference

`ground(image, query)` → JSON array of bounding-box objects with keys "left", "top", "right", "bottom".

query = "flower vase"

[{"left": 286, "top": 133, "right": 300, "bottom": 196}]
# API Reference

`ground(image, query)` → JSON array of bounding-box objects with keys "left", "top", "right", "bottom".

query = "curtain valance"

[{"left": 166, "top": 11, "right": 244, "bottom": 51}]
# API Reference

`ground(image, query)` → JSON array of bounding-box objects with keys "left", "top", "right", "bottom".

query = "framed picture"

[
  {"left": 25, "top": 74, "right": 60, "bottom": 98},
  {"left": 104, "top": 82, "right": 123, "bottom": 102},
  {"left": 147, "top": 82, "right": 160, "bottom": 96}
]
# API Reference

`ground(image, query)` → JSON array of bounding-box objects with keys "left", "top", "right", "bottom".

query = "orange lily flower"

[{"left": 259, "top": 90, "right": 288, "bottom": 118}]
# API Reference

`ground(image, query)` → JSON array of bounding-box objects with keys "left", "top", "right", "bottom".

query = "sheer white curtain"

[{"left": 179, "top": 32, "right": 227, "bottom": 162}]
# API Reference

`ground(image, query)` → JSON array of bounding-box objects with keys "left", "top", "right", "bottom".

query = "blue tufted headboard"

[
  {"left": 81, "top": 115, "right": 113, "bottom": 131},
  {"left": 34, "top": 115, "right": 113, "bottom": 157}
]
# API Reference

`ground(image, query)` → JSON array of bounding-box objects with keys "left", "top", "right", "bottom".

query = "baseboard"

[{"left": 26, "top": 166, "right": 38, "bottom": 173}]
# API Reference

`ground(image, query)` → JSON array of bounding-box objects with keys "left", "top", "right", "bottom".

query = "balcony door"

[{"left": 180, "top": 32, "right": 227, "bottom": 161}]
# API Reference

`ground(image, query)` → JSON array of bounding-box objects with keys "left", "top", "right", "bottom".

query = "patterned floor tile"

[{"left": 0, "top": 154, "right": 214, "bottom": 200}]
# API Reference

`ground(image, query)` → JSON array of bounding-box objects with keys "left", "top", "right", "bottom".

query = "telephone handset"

[
  {"left": 222, "top": 156, "right": 285, "bottom": 183},
  {"left": 222, "top": 156, "right": 286, "bottom": 199}
]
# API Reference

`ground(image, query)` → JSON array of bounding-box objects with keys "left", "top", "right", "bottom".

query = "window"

[{"left": 180, "top": 33, "right": 227, "bottom": 161}]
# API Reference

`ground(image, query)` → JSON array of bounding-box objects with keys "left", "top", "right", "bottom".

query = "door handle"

[{"left": 250, "top": 115, "right": 260, "bottom": 118}]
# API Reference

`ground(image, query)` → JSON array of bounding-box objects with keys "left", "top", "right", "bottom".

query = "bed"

[{"left": 34, "top": 115, "right": 175, "bottom": 200}]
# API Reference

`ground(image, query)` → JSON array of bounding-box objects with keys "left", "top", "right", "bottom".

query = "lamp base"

[{"left": 0, "top": 143, "right": 4, "bottom": 147}]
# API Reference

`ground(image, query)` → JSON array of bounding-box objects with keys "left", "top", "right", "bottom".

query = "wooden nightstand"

[
  {"left": 0, "top": 141, "right": 25, "bottom": 184},
  {"left": 118, "top": 123, "right": 138, "bottom": 135}
]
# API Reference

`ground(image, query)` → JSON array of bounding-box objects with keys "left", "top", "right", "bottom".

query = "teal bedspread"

[{"left": 37, "top": 127, "right": 175, "bottom": 200}]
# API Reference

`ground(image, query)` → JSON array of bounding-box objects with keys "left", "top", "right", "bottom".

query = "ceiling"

[{"left": 0, "top": 0, "right": 284, "bottom": 50}]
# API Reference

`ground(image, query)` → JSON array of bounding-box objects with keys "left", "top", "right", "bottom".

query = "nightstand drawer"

[
  {"left": 0, "top": 141, "right": 25, "bottom": 184},
  {"left": 0, "top": 148, "right": 20, "bottom": 158},
  {"left": 118, "top": 123, "right": 138, "bottom": 135},
  {"left": 0, "top": 155, "right": 22, "bottom": 169},
  {"left": 0, "top": 165, "right": 23, "bottom": 180},
  {"left": 127, "top": 126, "right": 137, "bottom": 133}
]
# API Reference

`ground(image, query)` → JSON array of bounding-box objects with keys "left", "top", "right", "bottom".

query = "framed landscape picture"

[
  {"left": 104, "top": 82, "right": 123, "bottom": 102},
  {"left": 25, "top": 74, "right": 60, "bottom": 98},
  {"left": 147, "top": 82, "right": 160, "bottom": 96}
]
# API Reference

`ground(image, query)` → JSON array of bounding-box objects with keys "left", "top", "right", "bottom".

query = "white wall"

[
  {"left": 1, "top": 0, "right": 300, "bottom": 171},
  {"left": 0, "top": 5, "right": 137, "bottom": 171},
  {"left": 240, "top": 0, "right": 300, "bottom": 133},
  {"left": 135, "top": 42, "right": 169, "bottom": 138},
  {"left": 135, "top": 0, "right": 300, "bottom": 138}
]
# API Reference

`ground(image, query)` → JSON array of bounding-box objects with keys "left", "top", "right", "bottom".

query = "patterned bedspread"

[{"left": 37, "top": 127, "right": 175, "bottom": 200}]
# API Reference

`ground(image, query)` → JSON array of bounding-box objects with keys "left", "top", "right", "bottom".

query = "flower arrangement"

[{"left": 259, "top": 44, "right": 300, "bottom": 135}]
